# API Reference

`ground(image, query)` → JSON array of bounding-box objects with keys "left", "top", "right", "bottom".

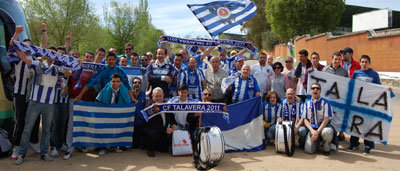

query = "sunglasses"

[
  {"left": 133, "top": 82, "right": 141, "bottom": 84},
  {"left": 203, "top": 93, "right": 212, "bottom": 96},
  {"left": 141, "top": 59, "right": 148, "bottom": 61},
  {"left": 274, "top": 67, "right": 281, "bottom": 69},
  {"left": 125, "top": 48, "right": 132, "bottom": 51},
  {"left": 311, "top": 87, "right": 321, "bottom": 90},
  {"left": 285, "top": 61, "right": 293, "bottom": 63}
]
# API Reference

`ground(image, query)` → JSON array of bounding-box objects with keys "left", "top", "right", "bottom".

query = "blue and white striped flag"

[
  {"left": 72, "top": 101, "right": 136, "bottom": 148},
  {"left": 187, "top": 0, "right": 257, "bottom": 37}
]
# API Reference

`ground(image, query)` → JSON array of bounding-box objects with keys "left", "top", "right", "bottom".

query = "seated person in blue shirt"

[
  {"left": 95, "top": 73, "right": 131, "bottom": 155},
  {"left": 263, "top": 91, "right": 281, "bottom": 143},
  {"left": 96, "top": 73, "right": 131, "bottom": 104},
  {"left": 75, "top": 52, "right": 136, "bottom": 104}
]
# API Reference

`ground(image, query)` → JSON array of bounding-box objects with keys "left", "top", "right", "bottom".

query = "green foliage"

[
  {"left": 265, "top": 0, "right": 345, "bottom": 42},
  {"left": 241, "top": 0, "right": 277, "bottom": 50},
  {"left": 24, "top": 0, "right": 104, "bottom": 54},
  {"left": 104, "top": 1, "right": 135, "bottom": 54},
  {"left": 131, "top": 0, "right": 164, "bottom": 55}
]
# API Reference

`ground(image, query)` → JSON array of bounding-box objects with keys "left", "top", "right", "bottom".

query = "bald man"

[{"left": 229, "top": 64, "right": 261, "bottom": 103}]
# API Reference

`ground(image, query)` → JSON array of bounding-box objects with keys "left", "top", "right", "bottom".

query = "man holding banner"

[
  {"left": 75, "top": 53, "right": 135, "bottom": 103},
  {"left": 145, "top": 87, "right": 177, "bottom": 157},
  {"left": 347, "top": 55, "right": 384, "bottom": 155}
]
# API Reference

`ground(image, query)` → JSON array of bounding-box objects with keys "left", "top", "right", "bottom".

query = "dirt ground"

[{"left": 1, "top": 65, "right": 400, "bottom": 171}]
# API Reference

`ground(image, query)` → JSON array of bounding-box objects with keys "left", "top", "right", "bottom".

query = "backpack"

[{"left": 0, "top": 128, "right": 12, "bottom": 157}]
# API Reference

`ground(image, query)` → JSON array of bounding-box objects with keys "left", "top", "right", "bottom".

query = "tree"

[
  {"left": 24, "top": 0, "right": 104, "bottom": 53},
  {"left": 265, "top": 0, "right": 345, "bottom": 42},
  {"left": 241, "top": 0, "right": 277, "bottom": 51},
  {"left": 132, "top": 0, "right": 164, "bottom": 55},
  {"left": 104, "top": 1, "right": 136, "bottom": 54}
]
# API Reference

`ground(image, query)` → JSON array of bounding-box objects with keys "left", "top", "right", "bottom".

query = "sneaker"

[
  {"left": 115, "top": 148, "right": 122, "bottom": 153},
  {"left": 14, "top": 155, "right": 24, "bottom": 165},
  {"left": 330, "top": 143, "right": 337, "bottom": 151},
  {"left": 346, "top": 145, "right": 359, "bottom": 152},
  {"left": 29, "top": 143, "right": 40, "bottom": 154},
  {"left": 80, "top": 147, "right": 88, "bottom": 153},
  {"left": 99, "top": 149, "right": 105, "bottom": 156},
  {"left": 363, "top": 146, "right": 372, "bottom": 156},
  {"left": 11, "top": 146, "right": 19, "bottom": 159},
  {"left": 40, "top": 154, "right": 53, "bottom": 162},
  {"left": 51, "top": 147, "right": 59, "bottom": 157},
  {"left": 63, "top": 149, "right": 73, "bottom": 160}
]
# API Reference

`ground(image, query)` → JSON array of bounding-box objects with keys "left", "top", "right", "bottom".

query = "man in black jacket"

[{"left": 144, "top": 87, "right": 177, "bottom": 157}]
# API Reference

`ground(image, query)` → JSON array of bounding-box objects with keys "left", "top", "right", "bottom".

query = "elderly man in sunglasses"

[{"left": 301, "top": 83, "right": 334, "bottom": 156}]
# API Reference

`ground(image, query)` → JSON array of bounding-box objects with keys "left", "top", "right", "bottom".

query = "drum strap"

[{"left": 282, "top": 122, "right": 295, "bottom": 156}]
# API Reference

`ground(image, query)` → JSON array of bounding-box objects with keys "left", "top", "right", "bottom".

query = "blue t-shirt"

[{"left": 353, "top": 68, "right": 381, "bottom": 84}]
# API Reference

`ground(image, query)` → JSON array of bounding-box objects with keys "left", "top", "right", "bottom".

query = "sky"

[{"left": 92, "top": 0, "right": 400, "bottom": 38}]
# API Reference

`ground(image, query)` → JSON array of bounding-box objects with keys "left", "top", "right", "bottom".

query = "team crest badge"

[{"left": 217, "top": 7, "right": 231, "bottom": 19}]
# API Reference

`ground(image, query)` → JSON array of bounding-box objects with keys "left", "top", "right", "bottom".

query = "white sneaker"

[
  {"left": 63, "top": 148, "right": 73, "bottom": 160},
  {"left": 51, "top": 147, "right": 59, "bottom": 157},
  {"left": 11, "top": 146, "right": 19, "bottom": 159},
  {"left": 14, "top": 155, "right": 24, "bottom": 165},
  {"left": 330, "top": 143, "right": 337, "bottom": 151},
  {"left": 115, "top": 148, "right": 122, "bottom": 153},
  {"left": 29, "top": 143, "right": 40, "bottom": 154},
  {"left": 80, "top": 147, "right": 88, "bottom": 153},
  {"left": 99, "top": 149, "right": 105, "bottom": 156},
  {"left": 40, "top": 153, "right": 53, "bottom": 162}
]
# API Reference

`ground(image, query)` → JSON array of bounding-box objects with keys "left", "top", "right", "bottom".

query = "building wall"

[
  {"left": 294, "top": 31, "right": 400, "bottom": 72},
  {"left": 264, "top": 44, "right": 289, "bottom": 57}
]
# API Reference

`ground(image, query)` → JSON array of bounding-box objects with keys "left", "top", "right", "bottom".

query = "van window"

[{"left": 0, "top": 19, "right": 13, "bottom": 101}]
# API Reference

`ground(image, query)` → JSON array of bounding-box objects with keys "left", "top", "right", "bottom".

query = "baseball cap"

[
  {"left": 235, "top": 55, "right": 246, "bottom": 61},
  {"left": 340, "top": 47, "right": 353, "bottom": 54}
]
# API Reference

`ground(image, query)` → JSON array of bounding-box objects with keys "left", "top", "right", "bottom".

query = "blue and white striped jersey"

[
  {"left": 55, "top": 76, "right": 69, "bottom": 104},
  {"left": 302, "top": 97, "right": 332, "bottom": 129},
  {"left": 220, "top": 56, "right": 235, "bottom": 71},
  {"left": 13, "top": 56, "right": 34, "bottom": 95},
  {"left": 263, "top": 102, "right": 281, "bottom": 126},
  {"left": 179, "top": 69, "right": 206, "bottom": 101},
  {"left": 29, "top": 61, "right": 64, "bottom": 104},
  {"left": 280, "top": 99, "right": 303, "bottom": 124},
  {"left": 231, "top": 75, "right": 260, "bottom": 103}
]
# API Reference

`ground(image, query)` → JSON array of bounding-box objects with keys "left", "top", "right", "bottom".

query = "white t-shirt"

[
  {"left": 296, "top": 66, "right": 307, "bottom": 95},
  {"left": 251, "top": 64, "right": 274, "bottom": 93}
]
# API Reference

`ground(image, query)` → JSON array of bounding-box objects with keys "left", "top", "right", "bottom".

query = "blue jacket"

[
  {"left": 96, "top": 82, "right": 131, "bottom": 104},
  {"left": 86, "top": 65, "right": 132, "bottom": 90}
]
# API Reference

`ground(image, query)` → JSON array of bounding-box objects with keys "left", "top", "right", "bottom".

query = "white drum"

[
  {"left": 194, "top": 126, "right": 225, "bottom": 169},
  {"left": 275, "top": 121, "right": 295, "bottom": 156}
]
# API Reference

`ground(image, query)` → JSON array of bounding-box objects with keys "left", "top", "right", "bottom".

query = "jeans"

[
  {"left": 18, "top": 101, "right": 54, "bottom": 156},
  {"left": 50, "top": 103, "right": 69, "bottom": 149},
  {"left": 264, "top": 124, "right": 276, "bottom": 140},
  {"left": 65, "top": 99, "right": 74, "bottom": 149},
  {"left": 298, "top": 126, "right": 308, "bottom": 148},
  {"left": 304, "top": 127, "right": 334, "bottom": 154}
]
